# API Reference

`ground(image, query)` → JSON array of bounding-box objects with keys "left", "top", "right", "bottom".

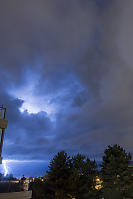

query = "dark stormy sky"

[{"left": 0, "top": 0, "right": 133, "bottom": 177}]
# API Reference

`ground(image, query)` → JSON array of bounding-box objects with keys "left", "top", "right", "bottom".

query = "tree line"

[{"left": 32, "top": 145, "right": 133, "bottom": 199}]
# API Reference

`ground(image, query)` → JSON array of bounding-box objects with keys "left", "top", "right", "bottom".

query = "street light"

[{"left": 0, "top": 105, "right": 8, "bottom": 164}]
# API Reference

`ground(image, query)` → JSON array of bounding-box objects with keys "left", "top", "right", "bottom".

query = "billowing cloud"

[{"left": 0, "top": 0, "right": 133, "bottom": 177}]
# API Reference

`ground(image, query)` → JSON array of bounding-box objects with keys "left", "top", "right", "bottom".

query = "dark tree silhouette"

[{"left": 101, "top": 144, "right": 133, "bottom": 199}]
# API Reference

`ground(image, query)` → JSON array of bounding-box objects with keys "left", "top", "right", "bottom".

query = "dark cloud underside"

[{"left": 0, "top": 0, "right": 133, "bottom": 168}]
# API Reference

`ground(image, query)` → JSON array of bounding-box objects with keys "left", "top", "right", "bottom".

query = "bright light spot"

[
  {"left": 19, "top": 99, "right": 55, "bottom": 116},
  {"left": 9, "top": 84, "right": 57, "bottom": 120},
  {"left": 3, "top": 160, "right": 9, "bottom": 176},
  {"left": 19, "top": 99, "right": 56, "bottom": 122},
  {"left": 8, "top": 70, "right": 57, "bottom": 118}
]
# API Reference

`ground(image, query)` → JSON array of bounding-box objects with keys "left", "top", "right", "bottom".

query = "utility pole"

[{"left": 0, "top": 105, "right": 8, "bottom": 164}]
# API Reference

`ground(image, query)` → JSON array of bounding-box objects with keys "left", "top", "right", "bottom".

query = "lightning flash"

[{"left": 3, "top": 160, "right": 9, "bottom": 176}]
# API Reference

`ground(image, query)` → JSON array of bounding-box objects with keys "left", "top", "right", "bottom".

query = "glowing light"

[
  {"left": 19, "top": 100, "right": 55, "bottom": 116},
  {"left": 3, "top": 160, "right": 9, "bottom": 176},
  {"left": 8, "top": 77, "right": 57, "bottom": 117}
]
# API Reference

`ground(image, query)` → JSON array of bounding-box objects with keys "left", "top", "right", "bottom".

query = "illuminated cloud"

[{"left": 0, "top": 0, "right": 133, "bottom": 177}]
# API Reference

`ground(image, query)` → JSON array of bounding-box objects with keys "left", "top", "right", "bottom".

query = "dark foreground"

[{"left": 0, "top": 191, "right": 32, "bottom": 199}]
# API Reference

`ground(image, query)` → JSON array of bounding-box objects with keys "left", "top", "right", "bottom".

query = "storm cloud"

[{"left": 0, "top": 0, "right": 133, "bottom": 169}]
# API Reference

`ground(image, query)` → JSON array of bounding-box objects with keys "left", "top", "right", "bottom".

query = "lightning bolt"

[{"left": 3, "top": 160, "right": 8, "bottom": 176}]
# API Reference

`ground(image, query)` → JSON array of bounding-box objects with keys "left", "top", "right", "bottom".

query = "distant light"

[{"left": 95, "top": 176, "right": 103, "bottom": 190}]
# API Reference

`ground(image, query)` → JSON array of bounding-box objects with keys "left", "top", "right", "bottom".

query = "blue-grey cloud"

[{"left": 0, "top": 0, "right": 133, "bottom": 175}]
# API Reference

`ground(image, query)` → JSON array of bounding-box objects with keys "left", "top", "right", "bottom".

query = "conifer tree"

[
  {"left": 70, "top": 153, "right": 98, "bottom": 199},
  {"left": 46, "top": 151, "right": 72, "bottom": 199},
  {"left": 101, "top": 145, "right": 133, "bottom": 199}
]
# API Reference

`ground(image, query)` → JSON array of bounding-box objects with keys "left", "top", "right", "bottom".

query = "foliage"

[
  {"left": 101, "top": 144, "right": 133, "bottom": 199},
  {"left": 32, "top": 145, "right": 133, "bottom": 199},
  {"left": 70, "top": 153, "right": 98, "bottom": 199},
  {"left": 32, "top": 179, "right": 46, "bottom": 199},
  {"left": 46, "top": 151, "right": 72, "bottom": 199},
  {"left": 32, "top": 151, "right": 99, "bottom": 199}
]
